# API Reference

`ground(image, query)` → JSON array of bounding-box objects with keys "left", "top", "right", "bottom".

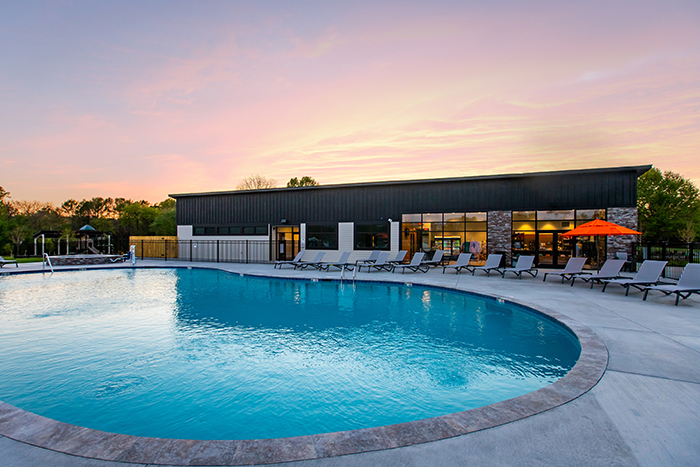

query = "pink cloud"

[{"left": 2, "top": 0, "right": 699, "bottom": 204}]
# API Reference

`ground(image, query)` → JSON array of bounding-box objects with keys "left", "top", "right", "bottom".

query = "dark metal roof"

[
  {"left": 173, "top": 165, "right": 652, "bottom": 226},
  {"left": 170, "top": 165, "right": 651, "bottom": 198}
]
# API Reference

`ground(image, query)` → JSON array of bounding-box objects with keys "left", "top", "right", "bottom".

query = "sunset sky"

[{"left": 1, "top": 0, "right": 699, "bottom": 205}]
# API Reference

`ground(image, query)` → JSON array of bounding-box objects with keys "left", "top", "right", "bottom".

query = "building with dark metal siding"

[{"left": 170, "top": 165, "right": 650, "bottom": 269}]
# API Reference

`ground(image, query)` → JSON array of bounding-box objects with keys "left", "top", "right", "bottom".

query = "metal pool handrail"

[{"left": 43, "top": 253, "right": 54, "bottom": 273}]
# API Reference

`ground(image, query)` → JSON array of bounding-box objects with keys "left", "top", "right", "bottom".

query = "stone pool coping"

[{"left": 0, "top": 265, "right": 608, "bottom": 466}]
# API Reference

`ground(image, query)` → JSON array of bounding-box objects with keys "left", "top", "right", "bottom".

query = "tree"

[
  {"left": 679, "top": 221, "right": 697, "bottom": 244},
  {"left": 115, "top": 200, "right": 158, "bottom": 237},
  {"left": 287, "top": 176, "right": 319, "bottom": 187},
  {"left": 10, "top": 226, "right": 26, "bottom": 256},
  {"left": 0, "top": 187, "right": 11, "bottom": 255},
  {"left": 638, "top": 168, "right": 700, "bottom": 242},
  {"left": 237, "top": 174, "right": 277, "bottom": 190},
  {"left": 151, "top": 199, "right": 177, "bottom": 236}
]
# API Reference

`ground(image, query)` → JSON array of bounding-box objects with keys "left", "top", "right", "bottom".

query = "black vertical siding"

[{"left": 174, "top": 166, "right": 649, "bottom": 226}]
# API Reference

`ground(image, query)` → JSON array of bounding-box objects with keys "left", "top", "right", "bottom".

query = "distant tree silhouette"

[
  {"left": 237, "top": 174, "right": 277, "bottom": 190},
  {"left": 287, "top": 176, "right": 319, "bottom": 187}
]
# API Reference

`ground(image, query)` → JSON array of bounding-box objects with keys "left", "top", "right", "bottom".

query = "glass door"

[
  {"left": 557, "top": 233, "right": 575, "bottom": 267},
  {"left": 536, "top": 232, "right": 574, "bottom": 267},
  {"left": 275, "top": 227, "right": 299, "bottom": 261},
  {"left": 537, "top": 233, "right": 554, "bottom": 266}
]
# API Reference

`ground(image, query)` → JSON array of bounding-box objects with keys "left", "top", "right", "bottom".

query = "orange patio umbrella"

[{"left": 560, "top": 219, "right": 642, "bottom": 269}]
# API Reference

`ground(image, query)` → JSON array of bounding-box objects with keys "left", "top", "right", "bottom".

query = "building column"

[
  {"left": 487, "top": 211, "right": 512, "bottom": 265},
  {"left": 607, "top": 207, "right": 639, "bottom": 258}
]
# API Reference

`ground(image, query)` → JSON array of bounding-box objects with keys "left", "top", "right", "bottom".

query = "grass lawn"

[{"left": 14, "top": 257, "right": 44, "bottom": 264}]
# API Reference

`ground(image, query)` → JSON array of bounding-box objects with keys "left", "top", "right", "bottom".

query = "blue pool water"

[{"left": 0, "top": 268, "right": 580, "bottom": 440}]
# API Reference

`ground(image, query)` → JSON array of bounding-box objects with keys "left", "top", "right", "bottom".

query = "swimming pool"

[{"left": 0, "top": 267, "right": 580, "bottom": 440}]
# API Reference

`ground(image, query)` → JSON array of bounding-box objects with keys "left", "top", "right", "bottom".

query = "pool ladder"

[{"left": 43, "top": 253, "right": 54, "bottom": 274}]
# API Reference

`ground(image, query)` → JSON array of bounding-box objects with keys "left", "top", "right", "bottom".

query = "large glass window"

[
  {"left": 355, "top": 223, "right": 390, "bottom": 250},
  {"left": 576, "top": 209, "right": 606, "bottom": 225},
  {"left": 512, "top": 209, "right": 606, "bottom": 268},
  {"left": 401, "top": 212, "right": 488, "bottom": 264},
  {"left": 306, "top": 224, "right": 338, "bottom": 249},
  {"left": 537, "top": 210, "right": 575, "bottom": 220}
]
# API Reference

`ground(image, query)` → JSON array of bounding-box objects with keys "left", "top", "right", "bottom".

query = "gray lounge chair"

[
  {"left": 319, "top": 252, "right": 354, "bottom": 271},
  {"left": 571, "top": 259, "right": 626, "bottom": 288},
  {"left": 501, "top": 255, "right": 538, "bottom": 279},
  {"left": 391, "top": 252, "right": 429, "bottom": 274},
  {"left": 471, "top": 254, "right": 503, "bottom": 276},
  {"left": 442, "top": 253, "right": 472, "bottom": 274},
  {"left": 421, "top": 250, "right": 446, "bottom": 268},
  {"left": 355, "top": 250, "right": 381, "bottom": 267},
  {"left": 601, "top": 260, "right": 668, "bottom": 296},
  {"left": 387, "top": 250, "right": 408, "bottom": 265},
  {"left": 358, "top": 252, "right": 392, "bottom": 273},
  {"left": 616, "top": 252, "right": 631, "bottom": 272},
  {"left": 294, "top": 251, "right": 325, "bottom": 270},
  {"left": 274, "top": 251, "right": 305, "bottom": 269},
  {"left": 0, "top": 256, "right": 18, "bottom": 268},
  {"left": 643, "top": 263, "right": 700, "bottom": 305},
  {"left": 543, "top": 257, "right": 589, "bottom": 283}
]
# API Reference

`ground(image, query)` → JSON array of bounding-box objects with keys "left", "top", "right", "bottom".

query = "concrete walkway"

[{"left": 2, "top": 260, "right": 699, "bottom": 466}]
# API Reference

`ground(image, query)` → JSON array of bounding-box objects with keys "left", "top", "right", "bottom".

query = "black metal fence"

[
  {"left": 632, "top": 242, "right": 700, "bottom": 279},
  {"left": 129, "top": 239, "right": 281, "bottom": 264}
]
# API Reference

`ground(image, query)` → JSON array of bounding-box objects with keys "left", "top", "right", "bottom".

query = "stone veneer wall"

[
  {"left": 49, "top": 255, "right": 123, "bottom": 266},
  {"left": 487, "top": 211, "right": 512, "bottom": 265},
  {"left": 607, "top": 207, "right": 639, "bottom": 258}
]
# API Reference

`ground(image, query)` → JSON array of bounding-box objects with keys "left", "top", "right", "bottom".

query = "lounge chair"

[
  {"left": 616, "top": 252, "right": 631, "bottom": 272},
  {"left": 643, "top": 263, "right": 700, "bottom": 305},
  {"left": 421, "top": 250, "right": 446, "bottom": 268},
  {"left": 294, "top": 251, "right": 325, "bottom": 270},
  {"left": 391, "top": 252, "right": 429, "bottom": 274},
  {"left": 501, "top": 255, "right": 538, "bottom": 279},
  {"left": 442, "top": 253, "right": 472, "bottom": 274},
  {"left": 542, "top": 257, "right": 589, "bottom": 283},
  {"left": 570, "top": 259, "right": 626, "bottom": 288},
  {"left": 0, "top": 256, "right": 18, "bottom": 268},
  {"left": 274, "top": 251, "right": 305, "bottom": 269},
  {"left": 471, "top": 254, "right": 503, "bottom": 276},
  {"left": 355, "top": 250, "right": 381, "bottom": 267},
  {"left": 601, "top": 260, "right": 668, "bottom": 296},
  {"left": 319, "top": 252, "right": 354, "bottom": 271},
  {"left": 358, "top": 252, "right": 392, "bottom": 273},
  {"left": 387, "top": 250, "right": 408, "bottom": 265}
]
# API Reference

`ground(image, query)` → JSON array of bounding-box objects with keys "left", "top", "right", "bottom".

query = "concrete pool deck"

[{"left": 1, "top": 260, "right": 699, "bottom": 466}]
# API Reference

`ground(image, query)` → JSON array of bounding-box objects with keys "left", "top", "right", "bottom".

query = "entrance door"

[
  {"left": 537, "top": 233, "right": 555, "bottom": 267},
  {"left": 536, "top": 232, "right": 574, "bottom": 268},
  {"left": 274, "top": 226, "right": 299, "bottom": 261}
]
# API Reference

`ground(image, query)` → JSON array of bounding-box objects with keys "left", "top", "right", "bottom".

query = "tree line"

[
  {"left": 637, "top": 168, "right": 700, "bottom": 243},
  {"left": 0, "top": 174, "right": 319, "bottom": 257},
  {"left": 1, "top": 169, "right": 697, "bottom": 256},
  {"left": 0, "top": 187, "right": 175, "bottom": 257}
]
